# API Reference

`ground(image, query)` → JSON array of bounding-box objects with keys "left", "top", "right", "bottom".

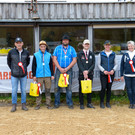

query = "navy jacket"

[
  {"left": 120, "top": 52, "right": 135, "bottom": 76},
  {"left": 100, "top": 51, "right": 116, "bottom": 75}
]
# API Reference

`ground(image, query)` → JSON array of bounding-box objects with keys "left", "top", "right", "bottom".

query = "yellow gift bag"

[
  {"left": 29, "top": 82, "right": 39, "bottom": 97},
  {"left": 58, "top": 73, "right": 69, "bottom": 87},
  {"left": 81, "top": 80, "right": 92, "bottom": 93}
]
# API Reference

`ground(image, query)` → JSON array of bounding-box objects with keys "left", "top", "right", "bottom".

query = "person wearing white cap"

[{"left": 77, "top": 39, "right": 95, "bottom": 109}]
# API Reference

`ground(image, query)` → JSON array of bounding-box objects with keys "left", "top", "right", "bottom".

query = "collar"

[
  {"left": 39, "top": 49, "right": 47, "bottom": 54},
  {"left": 15, "top": 47, "right": 24, "bottom": 53},
  {"left": 62, "top": 44, "right": 69, "bottom": 50},
  {"left": 83, "top": 49, "right": 89, "bottom": 54}
]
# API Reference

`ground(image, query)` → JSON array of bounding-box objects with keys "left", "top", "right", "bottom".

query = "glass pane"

[
  {"left": 94, "top": 28, "right": 135, "bottom": 54},
  {"left": 40, "top": 26, "right": 87, "bottom": 54},
  {"left": 0, "top": 27, "right": 34, "bottom": 55}
]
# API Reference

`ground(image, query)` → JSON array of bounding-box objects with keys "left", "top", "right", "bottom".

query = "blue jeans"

[
  {"left": 54, "top": 68, "right": 73, "bottom": 106},
  {"left": 125, "top": 76, "right": 135, "bottom": 104},
  {"left": 11, "top": 76, "right": 27, "bottom": 104}
]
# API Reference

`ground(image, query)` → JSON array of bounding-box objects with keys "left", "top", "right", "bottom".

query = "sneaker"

[
  {"left": 80, "top": 105, "right": 85, "bottom": 109},
  {"left": 22, "top": 103, "right": 28, "bottom": 111},
  {"left": 68, "top": 105, "right": 74, "bottom": 109},
  {"left": 53, "top": 105, "right": 59, "bottom": 109},
  {"left": 87, "top": 103, "right": 95, "bottom": 109},
  {"left": 11, "top": 104, "right": 16, "bottom": 112},
  {"left": 106, "top": 102, "right": 111, "bottom": 108},
  {"left": 34, "top": 105, "right": 40, "bottom": 110},
  {"left": 100, "top": 102, "right": 105, "bottom": 109}
]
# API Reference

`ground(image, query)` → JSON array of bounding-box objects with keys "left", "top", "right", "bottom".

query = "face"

[
  {"left": 83, "top": 43, "right": 90, "bottom": 50},
  {"left": 15, "top": 42, "right": 23, "bottom": 50},
  {"left": 40, "top": 44, "right": 46, "bottom": 53},
  {"left": 62, "top": 39, "right": 69, "bottom": 46},
  {"left": 104, "top": 44, "right": 111, "bottom": 51},
  {"left": 128, "top": 44, "right": 135, "bottom": 52}
]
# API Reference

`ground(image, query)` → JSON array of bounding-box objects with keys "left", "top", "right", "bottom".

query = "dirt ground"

[{"left": 0, "top": 104, "right": 135, "bottom": 135}]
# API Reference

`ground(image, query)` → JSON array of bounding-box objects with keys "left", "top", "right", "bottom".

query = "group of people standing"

[{"left": 7, "top": 35, "right": 135, "bottom": 112}]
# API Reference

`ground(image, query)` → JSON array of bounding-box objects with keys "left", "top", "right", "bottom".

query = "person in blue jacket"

[
  {"left": 120, "top": 41, "right": 135, "bottom": 109},
  {"left": 32, "top": 40, "right": 54, "bottom": 110},
  {"left": 98, "top": 40, "right": 118, "bottom": 109}
]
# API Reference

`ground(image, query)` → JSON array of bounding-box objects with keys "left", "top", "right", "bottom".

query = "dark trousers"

[
  {"left": 79, "top": 75, "right": 93, "bottom": 105},
  {"left": 100, "top": 74, "right": 114, "bottom": 103},
  {"left": 125, "top": 76, "right": 135, "bottom": 104}
]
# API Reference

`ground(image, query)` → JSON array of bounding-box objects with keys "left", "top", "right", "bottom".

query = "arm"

[
  {"left": 88, "top": 52, "right": 95, "bottom": 73},
  {"left": 27, "top": 51, "right": 30, "bottom": 67},
  {"left": 113, "top": 54, "right": 118, "bottom": 71},
  {"left": 120, "top": 54, "right": 125, "bottom": 77},
  {"left": 97, "top": 53, "right": 105, "bottom": 72},
  {"left": 49, "top": 56, "right": 54, "bottom": 76},
  {"left": 53, "top": 56, "right": 64, "bottom": 73},
  {"left": 7, "top": 51, "right": 11, "bottom": 69},
  {"left": 32, "top": 55, "right": 37, "bottom": 81},
  {"left": 65, "top": 57, "right": 77, "bottom": 72},
  {"left": 77, "top": 53, "right": 85, "bottom": 72}
]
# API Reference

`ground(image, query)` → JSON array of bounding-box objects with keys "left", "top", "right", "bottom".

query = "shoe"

[
  {"left": 22, "top": 103, "right": 28, "bottom": 111},
  {"left": 53, "top": 105, "right": 59, "bottom": 109},
  {"left": 68, "top": 105, "right": 74, "bottom": 109},
  {"left": 87, "top": 103, "right": 95, "bottom": 109},
  {"left": 80, "top": 105, "right": 85, "bottom": 109},
  {"left": 100, "top": 102, "right": 105, "bottom": 109},
  {"left": 132, "top": 104, "right": 135, "bottom": 109},
  {"left": 129, "top": 104, "right": 133, "bottom": 109},
  {"left": 106, "top": 102, "right": 111, "bottom": 108},
  {"left": 34, "top": 105, "right": 40, "bottom": 110},
  {"left": 47, "top": 105, "right": 53, "bottom": 109},
  {"left": 11, "top": 104, "right": 16, "bottom": 112}
]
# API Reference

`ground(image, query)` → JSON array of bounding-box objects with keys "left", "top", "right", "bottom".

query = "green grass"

[{"left": 0, "top": 91, "right": 129, "bottom": 106}]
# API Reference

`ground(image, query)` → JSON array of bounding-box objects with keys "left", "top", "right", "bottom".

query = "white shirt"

[
  {"left": 19, "top": 50, "right": 23, "bottom": 61},
  {"left": 127, "top": 50, "right": 135, "bottom": 60},
  {"left": 83, "top": 49, "right": 89, "bottom": 56},
  {"left": 105, "top": 50, "right": 112, "bottom": 57}
]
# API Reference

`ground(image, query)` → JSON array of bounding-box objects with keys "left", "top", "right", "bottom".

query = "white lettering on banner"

[{"left": 0, "top": 55, "right": 125, "bottom": 93}]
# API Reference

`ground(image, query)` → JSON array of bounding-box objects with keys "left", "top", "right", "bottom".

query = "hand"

[
  {"left": 64, "top": 67, "right": 69, "bottom": 73},
  {"left": 121, "top": 76, "right": 124, "bottom": 81},
  {"left": 83, "top": 70, "right": 88, "bottom": 75},
  {"left": 33, "top": 77, "right": 37, "bottom": 82},
  {"left": 84, "top": 74, "right": 88, "bottom": 79},
  {"left": 110, "top": 70, "right": 114, "bottom": 75},
  {"left": 59, "top": 68, "right": 65, "bottom": 74},
  {"left": 104, "top": 71, "right": 109, "bottom": 75},
  {"left": 51, "top": 76, "right": 54, "bottom": 80}
]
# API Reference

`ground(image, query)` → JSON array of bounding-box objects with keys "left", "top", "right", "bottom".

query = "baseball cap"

[
  {"left": 104, "top": 40, "right": 111, "bottom": 45},
  {"left": 83, "top": 39, "right": 90, "bottom": 45},
  {"left": 15, "top": 37, "right": 23, "bottom": 43},
  {"left": 39, "top": 40, "right": 48, "bottom": 47}
]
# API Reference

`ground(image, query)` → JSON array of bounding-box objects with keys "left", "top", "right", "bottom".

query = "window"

[
  {"left": 40, "top": 26, "right": 87, "bottom": 54},
  {"left": 94, "top": 28, "right": 135, "bottom": 54},
  {"left": 0, "top": 27, "right": 34, "bottom": 55}
]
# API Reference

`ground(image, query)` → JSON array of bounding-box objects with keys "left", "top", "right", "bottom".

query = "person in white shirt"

[{"left": 98, "top": 40, "right": 118, "bottom": 109}]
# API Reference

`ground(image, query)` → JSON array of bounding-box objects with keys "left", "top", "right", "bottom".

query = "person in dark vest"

[
  {"left": 7, "top": 37, "right": 30, "bottom": 112},
  {"left": 32, "top": 40, "right": 54, "bottom": 110},
  {"left": 98, "top": 40, "right": 118, "bottom": 109},
  {"left": 120, "top": 41, "right": 135, "bottom": 109},
  {"left": 77, "top": 39, "right": 95, "bottom": 109},
  {"left": 53, "top": 34, "right": 77, "bottom": 109}
]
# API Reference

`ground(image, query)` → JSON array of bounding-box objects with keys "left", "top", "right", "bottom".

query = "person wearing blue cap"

[
  {"left": 7, "top": 37, "right": 30, "bottom": 112},
  {"left": 98, "top": 40, "right": 118, "bottom": 109},
  {"left": 53, "top": 34, "right": 77, "bottom": 109}
]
